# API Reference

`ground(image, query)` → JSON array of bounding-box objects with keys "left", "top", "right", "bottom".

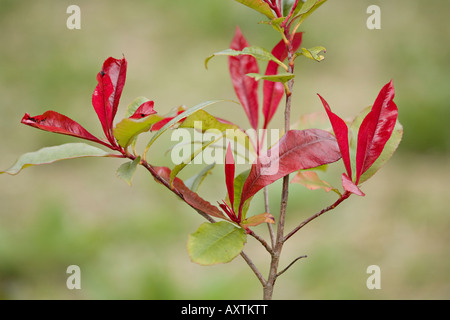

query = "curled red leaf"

[
  {"left": 129, "top": 101, "right": 156, "bottom": 119},
  {"left": 21, "top": 111, "right": 110, "bottom": 148}
]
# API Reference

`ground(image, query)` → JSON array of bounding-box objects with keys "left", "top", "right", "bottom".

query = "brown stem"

[{"left": 263, "top": 37, "right": 296, "bottom": 300}]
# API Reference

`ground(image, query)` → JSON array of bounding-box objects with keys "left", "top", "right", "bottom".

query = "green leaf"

[
  {"left": 187, "top": 221, "right": 247, "bottom": 266},
  {"left": 233, "top": 0, "right": 275, "bottom": 20},
  {"left": 179, "top": 109, "right": 256, "bottom": 158},
  {"left": 296, "top": 46, "right": 326, "bottom": 62},
  {"left": 170, "top": 134, "right": 223, "bottom": 186},
  {"left": 1, "top": 143, "right": 112, "bottom": 175},
  {"left": 229, "top": 169, "right": 252, "bottom": 219},
  {"left": 116, "top": 156, "right": 141, "bottom": 186},
  {"left": 292, "top": 0, "right": 327, "bottom": 26},
  {"left": 113, "top": 114, "right": 163, "bottom": 148},
  {"left": 246, "top": 72, "right": 295, "bottom": 83},
  {"left": 143, "top": 100, "right": 228, "bottom": 157},
  {"left": 205, "top": 47, "right": 288, "bottom": 71},
  {"left": 184, "top": 163, "right": 216, "bottom": 192}
]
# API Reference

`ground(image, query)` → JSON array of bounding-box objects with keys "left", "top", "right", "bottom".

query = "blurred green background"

[{"left": 0, "top": 0, "right": 449, "bottom": 299}]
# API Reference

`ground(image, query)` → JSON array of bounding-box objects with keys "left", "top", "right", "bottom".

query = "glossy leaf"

[
  {"left": 113, "top": 114, "right": 163, "bottom": 148},
  {"left": 318, "top": 94, "right": 352, "bottom": 179},
  {"left": 116, "top": 156, "right": 141, "bottom": 186},
  {"left": 154, "top": 166, "right": 227, "bottom": 220},
  {"left": 355, "top": 80, "right": 398, "bottom": 184},
  {"left": 263, "top": 33, "right": 302, "bottom": 129},
  {"left": 239, "top": 129, "right": 341, "bottom": 211},
  {"left": 350, "top": 110, "right": 403, "bottom": 184},
  {"left": 102, "top": 57, "right": 127, "bottom": 123},
  {"left": 187, "top": 221, "right": 247, "bottom": 266},
  {"left": 232, "top": 0, "right": 275, "bottom": 19},
  {"left": 1, "top": 143, "right": 112, "bottom": 175},
  {"left": 92, "top": 60, "right": 121, "bottom": 145},
  {"left": 21, "top": 111, "right": 109, "bottom": 148}
]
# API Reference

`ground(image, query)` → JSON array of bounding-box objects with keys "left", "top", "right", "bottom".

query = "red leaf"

[
  {"left": 92, "top": 57, "right": 127, "bottom": 145},
  {"left": 150, "top": 108, "right": 186, "bottom": 131},
  {"left": 239, "top": 129, "right": 341, "bottom": 211},
  {"left": 225, "top": 143, "right": 235, "bottom": 208},
  {"left": 229, "top": 27, "right": 259, "bottom": 130},
  {"left": 355, "top": 80, "right": 398, "bottom": 184},
  {"left": 318, "top": 94, "right": 352, "bottom": 179},
  {"left": 154, "top": 166, "right": 228, "bottom": 220},
  {"left": 263, "top": 33, "right": 302, "bottom": 129},
  {"left": 21, "top": 111, "right": 111, "bottom": 148},
  {"left": 129, "top": 101, "right": 156, "bottom": 119},
  {"left": 342, "top": 173, "right": 365, "bottom": 196},
  {"left": 92, "top": 70, "right": 115, "bottom": 144},
  {"left": 102, "top": 57, "right": 127, "bottom": 122}
]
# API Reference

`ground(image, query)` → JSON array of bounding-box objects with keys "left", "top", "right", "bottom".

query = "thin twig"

[
  {"left": 240, "top": 251, "right": 267, "bottom": 287},
  {"left": 248, "top": 229, "right": 273, "bottom": 255},
  {"left": 276, "top": 255, "right": 307, "bottom": 278},
  {"left": 283, "top": 192, "right": 351, "bottom": 243},
  {"left": 264, "top": 186, "right": 276, "bottom": 249}
]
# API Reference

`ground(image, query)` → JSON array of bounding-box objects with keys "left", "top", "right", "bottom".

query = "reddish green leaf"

[
  {"left": 291, "top": 170, "right": 336, "bottom": 193},
  {"left": 318, "top": 94, "right": 352, "bottom": 179},
  {"left": 263, "top": 33, "right": 302, "bottom": 129},
  {"left": 229, "top": 27, "right": 259, "bottom": 130},
  {"left": 342, "top": 173, "right": 365, "bottom": 197},
  {"left": 355, "top": 80, "right": 398, "bottom": 184},
  {"left": 239, "top": 129, "right": 341, "bottom": 211},
  {"left": 154, "top": 166, "right": 228, "bottom": 220},
  {"left": 241, "top": 213, "right": 275, "bottom": 227},
  {"left": 129, "top": 101, "right": 156, "bottom": 119},
  {"left": 21, "top": 111, "right": 111, "bottom": 148}
]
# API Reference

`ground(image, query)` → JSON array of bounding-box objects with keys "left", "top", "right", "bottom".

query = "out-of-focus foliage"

[{"left": 0, "top": 0, "right": 449, "bottom": 299}]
